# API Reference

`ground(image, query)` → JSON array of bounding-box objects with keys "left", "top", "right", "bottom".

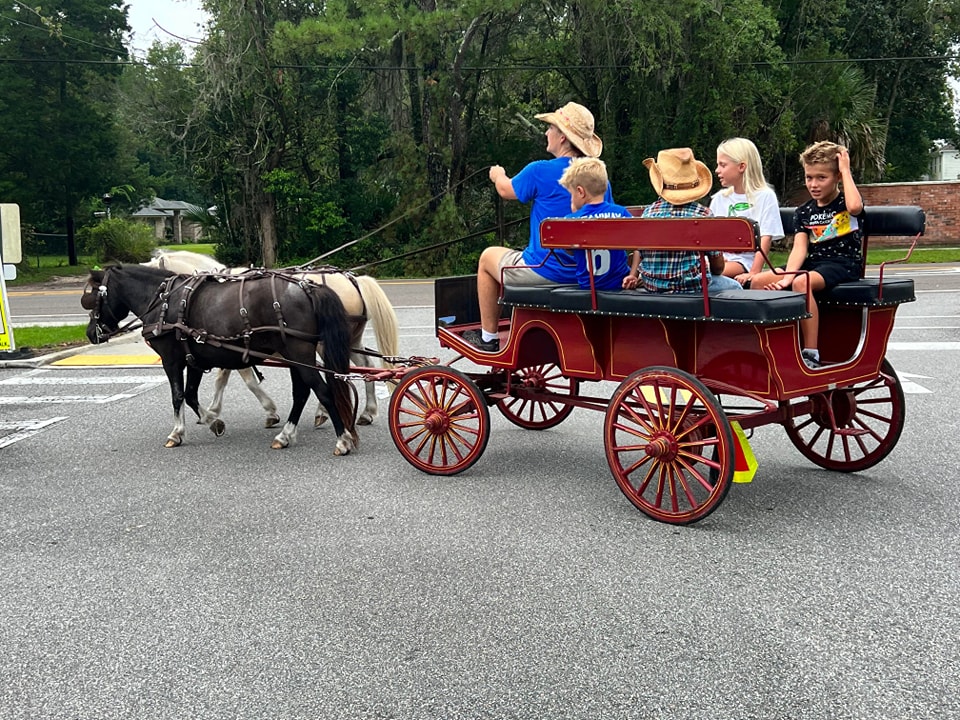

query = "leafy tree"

[{"left": 0, "top": 0, "right": 130, "bottom": 263}]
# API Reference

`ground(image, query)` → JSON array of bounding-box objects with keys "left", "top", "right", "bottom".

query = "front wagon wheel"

[
  {"left": 604, "top": 367, "right": 734, "bottom": 525},
  {"left": 388, "top": 366, "right": 490, "bottom": 476},
  {"left": 784, "top": 358, "right": 905, "bottom": 472}
]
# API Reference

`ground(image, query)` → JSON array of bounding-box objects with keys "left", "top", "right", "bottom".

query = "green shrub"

[{"left": 80, "top": 219, "right": 156, "bottom": 263}]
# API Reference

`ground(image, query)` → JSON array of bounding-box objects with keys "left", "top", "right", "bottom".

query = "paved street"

[{"left": 0, "top": 270, "right": 958, "bottom": 718}]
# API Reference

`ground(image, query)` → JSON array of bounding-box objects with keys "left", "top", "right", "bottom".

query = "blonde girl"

[{"left": 710, "top": 137, "right": 785, "bottom": 285}]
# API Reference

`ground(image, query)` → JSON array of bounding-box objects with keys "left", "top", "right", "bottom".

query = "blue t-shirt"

[
  {"left": 511, "top": 157, "right": 614, "bottom": 283},
  {"left": 569, "top": 202, "right": 633, "bottom": 290}
]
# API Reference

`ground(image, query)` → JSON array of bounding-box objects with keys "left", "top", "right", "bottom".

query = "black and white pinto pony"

[
  {"left": 145, "top": 250, "right": 399, "bottom": 429},
  {"left": 82, "top": 263, "right": 358, "bottom": 455}
]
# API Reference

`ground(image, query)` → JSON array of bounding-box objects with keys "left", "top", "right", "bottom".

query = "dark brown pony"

[{"left": 82, "top": 264, "right": 357, "bottom": 454}]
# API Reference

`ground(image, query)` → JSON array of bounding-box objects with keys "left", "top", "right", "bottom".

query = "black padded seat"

[
  {"left": 818, "top": 278, "right": 915, "bottom": 306},
  {"left": 549, "top": 287, "right": 595, "bottom": 311},
  {"left": 596, "top": 290, "right": 707, "bottom": 318},
  {"left": 501, "top": 284, "right": 576, "bottom": 308},
  {"left": 550, "top": 287, "right": 807, "bottom": 323},
  {"left": 709, "top": 290, "right": 808, "bottom": 322}
]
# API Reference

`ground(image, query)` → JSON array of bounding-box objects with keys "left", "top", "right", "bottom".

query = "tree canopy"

[{"left": 3, "top": 0, "right": 959, "bottom": 272}]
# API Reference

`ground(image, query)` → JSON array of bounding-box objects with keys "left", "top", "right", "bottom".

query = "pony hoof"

[
  {"left": 314, "top": 416, "right": 328, "bottom": 428},
  {"left": 211, "top": 419, "right": 226, "bottom": 436},
  {"left": 164, "top": 438, "right": 182, "bottom": 448},
  {"left": 334, "top": 446, "right": 351, "bottom": 456},
  {"left": 357, "top": 415, "right": 373, "bottom": 426},
  {"left": 264, "top": 415, "right": 280, "bottom": 428},
  {"left": 271, "top": 439, "right": 287, "bottom": 450}
]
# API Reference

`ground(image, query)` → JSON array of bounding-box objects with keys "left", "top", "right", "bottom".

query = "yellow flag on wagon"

[{"left": 731, "top": 421, "right": 758, "bottom": 483}]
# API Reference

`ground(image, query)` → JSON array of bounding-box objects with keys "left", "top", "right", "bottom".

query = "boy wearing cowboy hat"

[
  {"left": 622, "top": 148, "right": 742, "bottom": 294},
  {"left": 466, "top": 102, "right": 609, "bottom": 352}
]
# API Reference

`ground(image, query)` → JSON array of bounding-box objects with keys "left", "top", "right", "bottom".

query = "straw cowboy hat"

[
  {"left": 534, "top": 102, "right": 603, "bottom": 158},
  {"left": 643, "top": 147, "right": 713, "bottom": 204}
]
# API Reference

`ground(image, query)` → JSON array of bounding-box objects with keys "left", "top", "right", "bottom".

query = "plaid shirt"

[{"left": 639, "top": 198, "right": 721, "bottom": 293}]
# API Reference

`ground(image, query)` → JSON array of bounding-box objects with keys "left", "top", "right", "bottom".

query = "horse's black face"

[{"left": 81, "top": 270, "right": 126, "bottom": 344}]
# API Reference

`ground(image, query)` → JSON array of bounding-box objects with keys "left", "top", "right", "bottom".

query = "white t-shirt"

[{"left": 709, "top": 187, "right": 785, "bottom": 271}]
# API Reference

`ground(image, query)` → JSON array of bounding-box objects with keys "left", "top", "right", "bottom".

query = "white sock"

[
  {"left": 803, "top": 348, "right": 820, "bottom": 361},
  {"left": 481, "top": 330, "right": 498, "bottom": 343}
]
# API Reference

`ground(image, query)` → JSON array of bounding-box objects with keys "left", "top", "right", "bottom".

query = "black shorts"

[{"left": 802, "top": 257, "right": 860, "bottom": 290}]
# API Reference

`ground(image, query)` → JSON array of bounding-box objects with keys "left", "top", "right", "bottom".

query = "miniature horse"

[
  {"left": 145, "top": 250, "right": 399, "bottom": 428},
  {"left": 82, "top": 264, "right": 357, "bottom": 455}
]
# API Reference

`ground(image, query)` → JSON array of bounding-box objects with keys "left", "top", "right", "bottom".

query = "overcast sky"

[{"left": 126, "top": 0, "right": 208, "bottom": 55}]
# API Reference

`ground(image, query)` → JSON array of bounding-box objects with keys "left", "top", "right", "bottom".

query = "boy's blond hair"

[
  {"left": 800, "top": 140, "right": 846, "bottom": 170},
  {"left": 559, "top": 157, "right": 608, "bottom": 197}
]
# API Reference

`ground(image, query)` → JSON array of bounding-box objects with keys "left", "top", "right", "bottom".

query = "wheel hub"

[
  {"left": 644, "top": 432, "right": 678, "bottom": 461},
  {"left": 811, "top": 391, "right": 857, "bottom": 427},
  {"left": 423, "top": 409, "right": 450, "bottom": 434}
]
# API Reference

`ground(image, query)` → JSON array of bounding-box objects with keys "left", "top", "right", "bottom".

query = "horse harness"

[{"left": 143, "top": 268, "right": 339, "bottom": 373}]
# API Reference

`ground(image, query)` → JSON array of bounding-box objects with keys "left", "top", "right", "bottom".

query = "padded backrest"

[
  {"left": 539, "top": 216, "right": 760, "bottom": 253},
  {"left": 779, "top": 205, "right": 925, "bottom": 277}
]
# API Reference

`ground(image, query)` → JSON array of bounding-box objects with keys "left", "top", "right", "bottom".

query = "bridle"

[{"left": 84, "top": 269, "right": 143, "bottom": 342}]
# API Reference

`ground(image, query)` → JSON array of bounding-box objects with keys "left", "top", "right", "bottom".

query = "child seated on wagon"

[
  {"left": 622, "top": 147, "right": 742, "bottom": 295},
  {"left": 557, "top": 157, "right": 633, "bottom": 290},
  {"left": 748, "top": 141, "right": 865, "bottom": 368}
]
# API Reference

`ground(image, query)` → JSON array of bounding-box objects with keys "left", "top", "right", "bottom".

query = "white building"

[
  {"left": 929, "top": 141, "right": 960, "bottom": 180},
  {"left": 132, "top": 198, "right": 204, "bottom": 243}
]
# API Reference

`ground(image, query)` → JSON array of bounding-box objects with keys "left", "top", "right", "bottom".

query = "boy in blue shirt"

[{"left": 557, "top": 158, "right": 632, "bottom": 290}]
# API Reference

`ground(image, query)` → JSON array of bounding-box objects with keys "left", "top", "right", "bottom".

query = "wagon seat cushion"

[
  {"left": 501, "top": 283, "right": 577, "bottom": 308},
  {"left": 549, "top": 287, "right": 808, "bottom": 323}
]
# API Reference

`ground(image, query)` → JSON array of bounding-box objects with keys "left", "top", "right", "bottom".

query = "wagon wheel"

[
  {"left": 497, "top": 363, "right": 579, "bottom": 430},
  {"left": 604, "top": 367, "right": 735, "bottom": 525},
  {"left": 784, "top": 358, "right": 905, "bottom": 472},
  {"left": 388, "top": 366, "right": 491, "bottom": 476}
]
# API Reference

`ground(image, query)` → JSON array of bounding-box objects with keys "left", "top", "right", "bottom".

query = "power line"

[{"left": 1, "top": 54, "right": 959, "bottom": 71}]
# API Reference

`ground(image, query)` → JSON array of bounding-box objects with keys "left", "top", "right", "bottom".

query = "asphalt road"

[{"left": 1, "top": 269, "right": 958, "bottom": 719}]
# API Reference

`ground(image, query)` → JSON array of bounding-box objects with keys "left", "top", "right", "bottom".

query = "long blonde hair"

[{"left": 716, "top": 137, "right": 771, "bottom": 201}]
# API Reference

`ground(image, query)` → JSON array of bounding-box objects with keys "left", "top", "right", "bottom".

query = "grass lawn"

[{"left": 9, "top": 324, "right": 88, "bottom": 354}]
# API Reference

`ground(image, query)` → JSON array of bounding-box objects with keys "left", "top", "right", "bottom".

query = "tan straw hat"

[
  {"left": 534, "top": 102, "right": 603, "bottom": 158},
  {"left": 643, "top": 147, "right": 713, "bottom": 204}
]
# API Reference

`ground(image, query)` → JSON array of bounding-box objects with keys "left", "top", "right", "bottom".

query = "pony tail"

[
  {"left": 311, "top": 285, "right": 351, "bottom": 373},
  {"left": 311, "top": 285, "right": 357, "bottom": 435}
]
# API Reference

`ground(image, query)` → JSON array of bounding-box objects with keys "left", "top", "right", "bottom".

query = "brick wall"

[
  {"left": 784, "top": 180, "right": 958, "bottom": 246},
  {"left": 859, "top": 181, "right": 957, "bottom": 246}
]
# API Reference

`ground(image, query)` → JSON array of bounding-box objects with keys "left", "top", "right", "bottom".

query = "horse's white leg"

[
  {"left": 271, "top": 421, "right": 298, "bottom": 449},
  {"left": 198, "top": 369, "right": 230, "bottom": 436},
  {"left": 165, "top": 405, "right": 187, "bottom": 448},
  {"left": 237, "top": 367, "right": 280, "bottom": 428},
  {"left": 358, "top": 378, "right": 378, "bottom": 425},
  {"left": 334, "top": 430, "right": 357, "bottom": 456}
]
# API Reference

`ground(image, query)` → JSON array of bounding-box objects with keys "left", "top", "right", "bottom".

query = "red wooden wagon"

[{"left": 385, "top": 206, "right": 924, "bottom": 524}]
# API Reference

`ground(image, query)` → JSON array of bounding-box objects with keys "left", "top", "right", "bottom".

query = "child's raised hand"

[{"left": 837, "top": 147, "right": 851, "bottom": 174}]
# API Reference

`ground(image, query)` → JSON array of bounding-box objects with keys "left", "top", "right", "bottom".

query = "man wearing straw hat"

[
  {"left": 623, "top": 147, "right": 742, "bottom": 294},
  {"left": 464, "top": 102, "right": 610, "bottom": 353}
]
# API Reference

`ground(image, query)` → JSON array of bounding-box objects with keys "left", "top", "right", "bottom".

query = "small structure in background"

[
  {"left": 132, "top": 198, "right": 204, "bottom": 244},
  {"left": 928, "top": 140, "right": 960, "bottom": 180}
]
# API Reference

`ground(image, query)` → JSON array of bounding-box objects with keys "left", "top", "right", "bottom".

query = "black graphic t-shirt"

[{"left": 793, "top": 193, "right": 864, "bottom": 265}]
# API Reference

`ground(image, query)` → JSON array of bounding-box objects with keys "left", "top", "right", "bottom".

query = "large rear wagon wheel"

[
  {"left": 497, "top": 363, "right": 579, "bottom": 430},
  {"left": 604, "top": 367, "right": 735, "bottom": 525},
  {"left": 389, "top": 366, "right": 490, "bottom": 476},
  {"left": 784, "top": 358, "right": 905, "bottom": 472}
]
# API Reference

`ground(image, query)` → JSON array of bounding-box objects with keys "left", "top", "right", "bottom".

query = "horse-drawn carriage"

[
  {"left": 386, "top": 206, "right": 924, "bottom": 525},
  {"left": 82, "top": 206, "right": 923, "bottom": 525}
]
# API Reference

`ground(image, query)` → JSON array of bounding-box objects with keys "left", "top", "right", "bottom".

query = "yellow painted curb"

[{"left": 53, "top": 353, "right": 161, "bottom": 366}]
